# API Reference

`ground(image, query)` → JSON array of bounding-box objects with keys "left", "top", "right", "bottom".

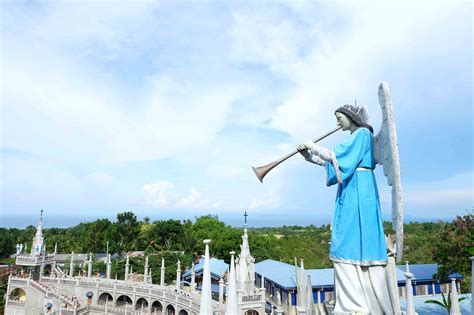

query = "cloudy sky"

[{"left": 1, "top": 1, "right": 472, "bottom": 227}]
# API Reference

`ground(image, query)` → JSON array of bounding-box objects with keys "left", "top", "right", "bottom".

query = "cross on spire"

[
  {"left": 244, "top": 211, "right": 248, "bottom": 224},
  {"left": 40, "top": 209, "right": 44, "bottom": 218}
]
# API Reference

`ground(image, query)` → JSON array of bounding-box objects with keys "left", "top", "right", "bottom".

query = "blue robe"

[{"left": 325, "top": 128, "right": 387, "bottom": 266}]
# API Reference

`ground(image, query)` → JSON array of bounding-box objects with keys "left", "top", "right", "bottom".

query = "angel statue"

[{"left": 297, "top": 82, "right": 403, "bottom": 314}]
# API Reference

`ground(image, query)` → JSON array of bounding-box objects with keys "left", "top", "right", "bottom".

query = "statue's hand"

[{"left": 297, "top": 144, "right": 310, "bottom": 158}]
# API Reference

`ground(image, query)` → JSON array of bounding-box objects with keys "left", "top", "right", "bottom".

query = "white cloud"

[
  {"left": 142, "top": 181, "right": 175, "bottom": 207},
  {"left": 229, "top": 3, "right": 468, "bottom": 141},
  {"left": 178, "top": 188, "right": 202, "bottom": 207},
  {"left": 248, "top": 187, "right": 282, "bottom": 210}
]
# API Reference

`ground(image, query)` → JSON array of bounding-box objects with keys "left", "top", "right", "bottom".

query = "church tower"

[
  {"left": 234, "top": 211, "right": 265, "bottom": 314},
  {"left": 31, "top": 209, "right": 44, "bottom": 256}
]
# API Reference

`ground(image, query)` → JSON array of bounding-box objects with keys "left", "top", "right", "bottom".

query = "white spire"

[
  {"left": 69, "top": 252, "right": 74, "bottom": 277},
  {"left": 237, "top": 217, "right": 256, "bottom": 294},
  {"left": 125, "top": 255, "right": 130, "bottom": 281},
  {"left": 191, "top": 262, "right": 196, "bottom": 292},
  {"left": 87, "top": 253, "right": 92, "bottom": 278},
  {"left": 144, "top": 255, "right": 149, "bottom": 283},
  {"left": 200, "top": 239, "right": 213, "bottom": 315},
  {"left": 225, "top": 251, "right": 238, "bottom": 315},
  {"left": 106, "top": 254, "right": 112, "bottom": 279},
  {"left": 450, "top": 278, "right": 461, "bottom": 315},
  {"left": 306, "top": 275, "right": 317, "bottom": 315},
  {"left": 404, "top": 261, "right": 417, "bottom": 315},
  {"left": 32, "top": 209, "right": 44, "bottom": 255},
  {"left": 160, "top": 258, "right": 165, "bottom": 286},
  {"left": 297, "top": 259, "right": 307, "bottom": 311},
  {"left": 176, "top": 260, "right": 181, "bottom": 290}
]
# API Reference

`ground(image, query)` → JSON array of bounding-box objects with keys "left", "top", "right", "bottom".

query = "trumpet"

[{"left": 252, "top": 126, "right": 341, "bottom": 182}]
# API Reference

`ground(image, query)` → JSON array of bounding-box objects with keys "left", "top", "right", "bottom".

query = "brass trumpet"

[{"left": 252, "top": 126, "right": 341, "bottom": 182}]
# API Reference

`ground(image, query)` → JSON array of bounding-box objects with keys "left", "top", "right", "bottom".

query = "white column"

[
  {"left": 199, "top": 239, "right": 213, "bottom": 315},
  {"left": 176, "top": 260, "right": 181, "bottom": 290},
  {"left": 449, "top": 278, "right": 461, "bottom": 315},
  {"left": 160, "top": 258, "right": 165, "bottom": 286},
  {"left": 225, "top": 251, "right": 238, "bottom": 315},
  {"left": 190, "top": 262, "right": 196, "bottom": 292},
  {"left": 405, "top": 262, "right": 417, "bottom": 315},
  {"left": 106, "top": 254, "right": 111, "bottom": 279},
  {"left": 219, "top": 276, "right": 224, "bottom": 304},
  {"left": 87, "top": 253, "right": 92, "bottom": 278},
  {"left": 125, "top": 256, "right": 130, "bottom": 281},
  {"left": 69, "top": 252, "right": 75, "bottom": 277},
  {"left": 144, "top": 255, "right": 149, "bottom": 284}
]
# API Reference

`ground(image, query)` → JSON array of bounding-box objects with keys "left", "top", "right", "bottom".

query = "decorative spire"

[
  {"left": 450, "top": 278, "right": 461, "bottom": 315},
  {"left": 125, "top": 256, "right": 130, "bottom": 281},
  {"left": 144, "top": 255, "right": 149, "bottom": 283},
  {"left": 404, "top": 261, "right": 416, "bottom": 315},
  {"left": 176, "top": 260, "right": 181, "bottom": 290},
  {"left": 296, "top": 259, "right": 307, "bottom": 311},
  {"left": 191, "top": 262, "right": 196, "bottom": 292},
  {"left": 87, "top": 253, "right": 92, "bottom": 278},
  {"left": 106, "top": 254, "right": 112, "bottom": 279},
  {"left": 199, "top": 239, "right": 213, "bottom": 315},
  {"left": 69, "top": 252, "right": 75, "bottom": 277},
  {"left": 219, "top": 275, "right": 224, "bottom": 304},
  {"left": 225, "top": 251, "right": 238, "bottom": 315},
  {"left": 160, "top": 258, "right": 165, "bottom": 286},
  {"left": 31, "top": 209, "right": 44, "bottom": 255},
  {"left": 306, "top": 275, "right": 316, "bottom": 314}
]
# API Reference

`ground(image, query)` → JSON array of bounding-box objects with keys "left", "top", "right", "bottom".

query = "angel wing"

[{"left": 373, "top": 81, "right": 404, "bottom": 263}]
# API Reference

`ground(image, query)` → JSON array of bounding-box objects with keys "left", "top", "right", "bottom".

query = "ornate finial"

[{"left": 244, "top": 211, "right": 248, "bottom": 224}]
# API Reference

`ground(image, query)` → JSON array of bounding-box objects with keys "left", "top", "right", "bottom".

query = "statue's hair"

[{"left": 335, "top": 104, "right": 373, "bottom": 133}]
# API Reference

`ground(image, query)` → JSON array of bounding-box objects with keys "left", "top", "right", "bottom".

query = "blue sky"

[{"left": 1, "top": 1, "right": 472, "bottom": 227}]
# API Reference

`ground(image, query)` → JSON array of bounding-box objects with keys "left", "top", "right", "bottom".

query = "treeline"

[{"left": 0, "top": 212, "right": 472, "bottom": 290}]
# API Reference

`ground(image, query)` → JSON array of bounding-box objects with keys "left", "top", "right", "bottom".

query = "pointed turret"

[
  {"left": 69, "top": 252, "right": 75, "bottom": 277},
  {"left": 297, "top": 259, "right": 307, "bottom": 313},
  {"left": 190, "top": 262, "right": 196, "bottom": 292},
  {"left": 306, "top": 275, "right": 317, "bottom": 315},
  {"left": 160, "top": 258, "right": 165, "bottom": 286},
  {"left": 237, "top": 220, "right": 256, "bottom": 295},
  {"left": 450, "top": 278, "right": 461, "bottom": 315},
  {"left": 32, "top": 209, "right": 44, "bottom": 255},
  {"left": 87, "top": 253, "right": 92, "bottom": 277},
  {"left": 144, "top": 255, "right": 149, "bottom": 283},
  {"left": 225, "top": 251, "right": 238, "bottom": 315},
  {"left": 106, "top": 254, "right": 112, "bottom": 279},
  {"left": 176, "top": 260, "right": 181, "bottom": 290},
  {"left": 125, "top": 256, "right": 130, "bottom": 281},
  {"left": 199, "top": 239, "right": 213, "bottom": 315},
  {"left": 404, "top": 262, "right": 417, "bottom": 315}
]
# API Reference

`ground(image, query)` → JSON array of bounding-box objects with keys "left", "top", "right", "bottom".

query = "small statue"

[{"left": 297, "top": 82, "right": 403, "bottom": 314}]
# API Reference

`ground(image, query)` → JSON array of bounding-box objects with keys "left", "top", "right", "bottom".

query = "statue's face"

[{"left": 335, "top": 112, "right": 352, "bottom": 131}]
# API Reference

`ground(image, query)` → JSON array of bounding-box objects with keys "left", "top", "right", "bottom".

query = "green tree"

[
  {"left": 109, "top": 211, "right": 140, "bottom": 253},
  {"left": 434, "top": 214, "right": 473, "bottom": 292}
]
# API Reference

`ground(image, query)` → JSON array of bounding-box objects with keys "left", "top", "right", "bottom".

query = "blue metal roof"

[
  {"left": 255, "top": 260, "right": 463, "bottom": 290},
  {"left": 182, "top": 257, "right": 229, "bottom": 278}
]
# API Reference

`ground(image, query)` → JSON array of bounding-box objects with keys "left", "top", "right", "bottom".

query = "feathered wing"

[{"left": 373, "top": 82, "right": 404, "bottom": 263}]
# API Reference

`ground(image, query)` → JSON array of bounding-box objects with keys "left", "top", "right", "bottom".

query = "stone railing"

[
  {"left": 39, "top": 276, "right": 203, "bottom": 311},
  {"left": 9, "top": 277, "right": 77, "bottom": 309},
  {"left": 16, "top": 254, "right": 56, "bottom": 266},
  {"left": 6, "top": 300, "right": 25, "bottom": 307},
  {"left": 242, "top": 294, "right": 262, "bottom": 302}
]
